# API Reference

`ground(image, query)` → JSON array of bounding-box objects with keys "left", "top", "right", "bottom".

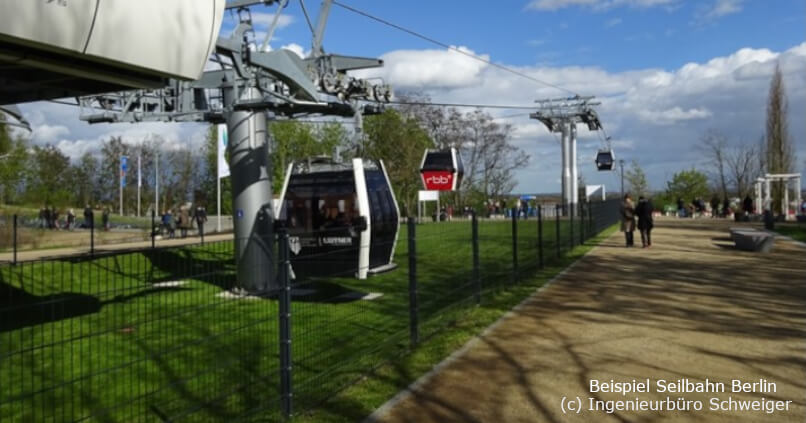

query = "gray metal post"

[
  {"left": 472, "top": 212, "right": 480, "bottom": 304},
  {"left": 537, "top": 206, "right": 543, "bottom": 269},
  {"left": 278, "top": 229, "right": 293, "bottom": 418},
  {"left": 151, "top": 210, "right": 156, "bottom": 249},
  {"left": 226, "top": 87, "right": 275, "bottom": 292},
  {"left": 511, "top": 208, "right": 518, "bottom": 283},
  {"left": 407, "top": 218, "right": 418, "bottom": 347}
]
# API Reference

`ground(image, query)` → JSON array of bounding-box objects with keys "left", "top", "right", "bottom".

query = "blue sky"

[
  {"left": 242, "top": 0, "right": 805, "bottom": 72},
  {"left": 20, "top": 0, "right": 806, "bottom": 196}
]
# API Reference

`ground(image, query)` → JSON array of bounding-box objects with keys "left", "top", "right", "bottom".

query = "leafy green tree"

[
  {"left": 665, "top": 169, "right": 710, "bottom": 205},
  {"left": 25, "top": 145, "right": 72, "bottom": 206},
  {"left": 0, "top": 123, "right": 29, "bottom": 205},
  {"left": 70, "top": 152, "right": 101, "bottom": 207},
  {"left": 364, "top": 109, "right": 434, "bottom": 216}
]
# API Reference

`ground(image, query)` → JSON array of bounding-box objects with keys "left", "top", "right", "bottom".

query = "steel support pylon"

[{"left": 226, "top": 87, "right": 275, "bottom": 292}]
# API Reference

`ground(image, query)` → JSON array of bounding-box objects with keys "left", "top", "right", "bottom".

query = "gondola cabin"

[
  {"left": 420, "top": 148, "right": 464, "bottom": 191},
  {"left": 276, "top": 157, "right": 400, "bottom": 280},
  {"left": 595, "top": 149, "right": 615, "bottom": 171}
]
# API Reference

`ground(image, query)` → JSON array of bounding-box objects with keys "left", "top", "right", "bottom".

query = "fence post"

[
  {"left": 537, "top": 206, "right": 543, "bottom": 269},
  {"left": 555, "top": 204, "right": 561, "bottom": 259},
  {"left": 511, "top": 207, "right": 518, "bottom": 284},
  {"left": 579, "top": 202, "right": 585, "bottom": 245},
  {"left": 407, "top": 218, "right": 418, "bottom": 347},
  {"left": 472, "top": 212, "right": 480, "bottom": 305},
  {"left": 569, "top": 203, "right": 575, "bottom": 250},
  {"left": 278, "top": 229, "right": 293, "bottom": 419},
  {"left": 12, "top": 214, "right": 17, "bottom": 265},
  {"left": 90, "top": 211, "right": 95, "bottom": 256},
  {"left": 151, "top": 209, "right": 156, "bottom": 249}
]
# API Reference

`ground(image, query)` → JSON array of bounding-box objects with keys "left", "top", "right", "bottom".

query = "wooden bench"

[{"left": 729, "top": 228, "right": 775, "bottom": 253}]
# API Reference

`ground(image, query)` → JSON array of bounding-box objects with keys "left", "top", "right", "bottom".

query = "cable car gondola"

[
  {"left": 420, "top": 148, "right": 464, "bottom": 191},
  {"left": 595, "top": 149, "right": 615, "bottom": 171},
  {"left": 276, "top": 157, "right": 400, "bottom": 280}
]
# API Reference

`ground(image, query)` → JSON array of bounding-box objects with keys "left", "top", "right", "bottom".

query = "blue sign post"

[{"left": 120, "top": 156, "right": 128, "bottom": 215}]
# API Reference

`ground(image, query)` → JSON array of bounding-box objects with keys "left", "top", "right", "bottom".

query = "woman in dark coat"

[
  {"left": 620, "top": 194, "right": 636, "bottom": 247},
  {"left": 635, "top": 196, "right": 654, "bottom": 248}
]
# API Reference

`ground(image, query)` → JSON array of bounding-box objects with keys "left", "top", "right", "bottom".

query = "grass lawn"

[
  {"left": 0, "top": 216, "right": 611, "bottom": 422},
  {"left": 774, "top": 223, "right": 806, "bottom": 242}
]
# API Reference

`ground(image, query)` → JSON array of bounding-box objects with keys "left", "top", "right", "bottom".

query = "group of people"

[
  {"left": 677, "top": 195, "right": 755, "bottom": 219},
  {"left": 39, "top": 205, "right": 110, "bottom": 231},
  {"left": 160, "top": 204, "right": 207, "bottom": 239},
  {"left": 621, "top": 194, "right": 654, "bottom": 248}
]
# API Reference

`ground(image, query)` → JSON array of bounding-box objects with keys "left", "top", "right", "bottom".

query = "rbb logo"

[
  {"left": 426, "top": 175, "right": 451, "bottom": 185},
  {"left": 422, "top": 171, "right": 455, "bottom": 191}
]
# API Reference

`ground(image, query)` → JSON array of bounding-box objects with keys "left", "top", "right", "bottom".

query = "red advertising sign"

[{"left": 422, "top": 171, "right": 455, "bottom": 191}]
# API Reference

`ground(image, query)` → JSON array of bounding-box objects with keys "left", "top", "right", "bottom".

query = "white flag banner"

[
  {"left": 217, "top": 124, "right": 230, "bottom": 179},
  {"left": 137, "top": 155, "right": 142, "bottom": 187}
]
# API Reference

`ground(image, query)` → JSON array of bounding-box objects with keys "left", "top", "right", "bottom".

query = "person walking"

[
  {"left": 743, "top": 195, "right": 754, "bottom": 215},
  {"left": 635, "top": 196, "right": 654, "bottom": 248},
  {"left": 179, "top": 205, "right": 191, "bottom": 238},
  {"left": 67, "top": 208, "right": 75, "bottom": 230},
  {"left": 102, "top": 207, "right": 110, "bottom": 231},
  {"left": 83, "top": 205, "right": 93, "bottom": 229},
  {"left": 621, "top": 194, "right": 636, "bottom": 248},
  {"left": 710, "top": 195, "right": 720, "bottom": 218},
  {"left": 193, "top": 204, "right": 207, "bottom": 242}
]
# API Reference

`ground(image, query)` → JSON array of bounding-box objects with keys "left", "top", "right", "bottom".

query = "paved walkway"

[
  {"left": 0, "top": 233, "right": 233, "bottom": 262},
  {"left": 372, "top": 218, "right": 806, "bottom": 423}
]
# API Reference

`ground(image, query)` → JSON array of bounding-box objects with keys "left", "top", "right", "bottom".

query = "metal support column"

[
  {"left": 226, "top": 87, "right": 275, "bottom": 292},
  {"left": 561, "top": 122, "right": 572, "bottom": 217},
  {"left": 511, "top": 208, "right": 518, "bottom": 284}
]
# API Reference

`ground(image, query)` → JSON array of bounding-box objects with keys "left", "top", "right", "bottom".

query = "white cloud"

[
  {"left": 605, "top": 17, "right": 623, "bottom": 28},
  {"left": 637, "top": 107, "right": 713, "bottom": 125},
  {"left": 352, "top": 46, "right": 489, "bottom": 89},
  {"left": 704, "top": 0, "right": 744, "bottom": 18},
  {"left": 32, "top": 124, "right": 70, "bottom": 145}
]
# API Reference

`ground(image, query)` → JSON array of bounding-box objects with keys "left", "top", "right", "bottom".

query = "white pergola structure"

[{"left": 755, "top": 173, "right": 802, "bottom": 218}]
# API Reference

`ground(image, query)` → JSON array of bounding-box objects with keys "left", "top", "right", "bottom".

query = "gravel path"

[{"left": 371, "top": 218, "right": 806, "bottom": 423}]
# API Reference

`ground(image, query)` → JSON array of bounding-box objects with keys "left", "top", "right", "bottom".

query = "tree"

[
  {"left": 699, "top": 130, "right": 729, "bottom": 200},
  {"left": 70, "top": 152, "right": 101, "bottom": 207},
  {"left": 0, "top": 123, "right": 29, "bottom": 205},
  {"left": 764, "top": 63, "right": 795, "bottom": 213},
  {"left": 459, "top": 109, "right": 528, "bottom": 206},
  {"left": 25, "top": 145, "right": 72, "bottom": 206},
  {"left": 665, "top": 169, "right": 710, "bottom": 205},
  {"left": 625, "top": 160, "right": 649, "bottom": 198},
  {"left": 364, "top": 109, "right": 434, "bottom": 215},
  {"left": 726, "top": 141, "right": 761, "bottom": 199}
]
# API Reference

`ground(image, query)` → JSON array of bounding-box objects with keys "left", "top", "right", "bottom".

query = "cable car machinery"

[
  {"left": 76, "top": 0, "right": 393, "bottom": 292},
  {"left": 529, "top": 95, "right": 605, "bottom": 216}
]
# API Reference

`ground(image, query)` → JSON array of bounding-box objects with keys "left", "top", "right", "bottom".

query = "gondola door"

[{"left": 364, "top": 160, "right": 400, "bottom": 274}]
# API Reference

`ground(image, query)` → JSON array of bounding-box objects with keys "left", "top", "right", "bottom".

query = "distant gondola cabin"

[{"left": 420, "top": 148, "right": 464, "bottom": 191}]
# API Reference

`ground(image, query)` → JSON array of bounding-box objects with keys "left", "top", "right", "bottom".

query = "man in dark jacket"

[
  {"left": 193, "top": 204, "right": 207, "bottom": 242},
  {"left": 635, "top": 196, "right": 654, "bottom": 248},
  {"left": 743, "top": 195, "right": 753, "bottom": 215}
]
